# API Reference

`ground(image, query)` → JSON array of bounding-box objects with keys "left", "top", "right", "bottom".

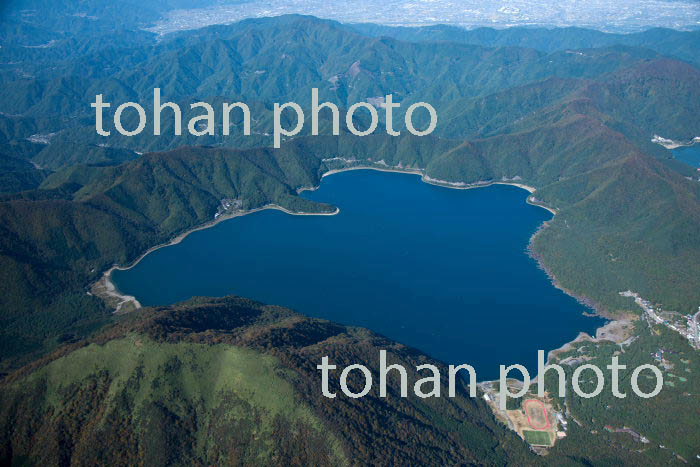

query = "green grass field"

[
  {"left": 7, "top": 335, "right": 348, "bottom": 464},
  {"left": 523, "top": 430, "right": 552, "bottom": 446}
]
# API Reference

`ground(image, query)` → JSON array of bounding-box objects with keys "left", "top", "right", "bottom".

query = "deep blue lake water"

[
  {"left": 113, "top": 170, "right": 604, "bottom": 379},
  {"left": 673, "top": 145, "right": 700, "bottom": 168}
]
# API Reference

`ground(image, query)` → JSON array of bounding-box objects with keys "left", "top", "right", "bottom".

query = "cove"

[
  {"left": 673, "top": 145, "right": 700, "bottom": 168},
  {"left": 113, "top": 170, "right": 604, "bottom": 380}
]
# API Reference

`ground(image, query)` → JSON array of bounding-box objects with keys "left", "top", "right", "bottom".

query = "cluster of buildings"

[
  {"left": 214, "top": 198, "right": 244, "bottom": 219},
  {"left": 620, "top": 291, "right": 700, "bottom": 350}
]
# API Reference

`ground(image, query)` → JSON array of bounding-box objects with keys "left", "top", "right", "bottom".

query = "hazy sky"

[{"left": 150, "top": 0, "right": 700, "bottom": 34}]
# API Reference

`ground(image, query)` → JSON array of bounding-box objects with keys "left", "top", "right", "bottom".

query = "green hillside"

[
  {"left": 0, "top": 153, "right": 48, "bottom": 193},
  {"left": 0, "top": 296, "right": 534, "bottom": 465}
]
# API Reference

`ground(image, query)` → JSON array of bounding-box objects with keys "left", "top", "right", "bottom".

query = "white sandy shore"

[
  {"left": 97, "top": 273, "right": 142, "bottom": 313},
  {"left": 96, "top": 163, "right": 557, "bottom": 312},
  {"left": 651, "top": 134, "right": 700, "bottom": 150},
  {"left": 422, "top": 176, "right": 557, "bottom": 215}
]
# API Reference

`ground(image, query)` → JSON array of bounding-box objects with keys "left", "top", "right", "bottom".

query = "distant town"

[{"left": 148, "top": 0, "right": 700, "bottom": 35}]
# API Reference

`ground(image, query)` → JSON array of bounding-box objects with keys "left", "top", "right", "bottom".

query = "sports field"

[
  {"left": 523, "top": 430, "right": 552, "bottom": 446},
  {"left": 524, "top": 399, "right": 551, "bottom": 429}
]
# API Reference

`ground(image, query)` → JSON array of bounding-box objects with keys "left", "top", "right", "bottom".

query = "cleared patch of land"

[
  {"left": 524, "top": 399, "right": 551, "bottom": 430},
  {"left": 524, "top": 430, "right": 553, "bottom": 447}
]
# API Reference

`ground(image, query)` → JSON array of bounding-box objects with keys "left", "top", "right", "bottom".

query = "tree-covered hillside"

[
  {"left": 0, "top": 296, "right": 536, "bottom": 465},
  {"left": 0, "top": 12, "right": 699, "bottom": 465}
]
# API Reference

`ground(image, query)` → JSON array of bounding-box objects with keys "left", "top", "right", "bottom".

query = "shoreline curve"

[
  {"left": 93, "top": 162, "right": 615, "bottom": 381},
  {"left": 95, "top": 164, "right": 573, "bottom": 338}
]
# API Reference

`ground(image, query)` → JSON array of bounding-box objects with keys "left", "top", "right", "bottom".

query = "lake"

[
  {"left": 673, "top": 145, "right": 700, "bottom": 168},
  {"left": 113, "top": 169, "right": 604, "bottom": 379}
]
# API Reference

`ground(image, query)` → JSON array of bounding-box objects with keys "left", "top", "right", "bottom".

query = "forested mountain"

[
  {"left": 0, "top": 11, "right": 699, "bottom": 465},
  {"left": 0, "top": 15, "right": 694, "bottom": 153},
  {"left": 0, "top": 296, "right": 538, "bottom": 465}
]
